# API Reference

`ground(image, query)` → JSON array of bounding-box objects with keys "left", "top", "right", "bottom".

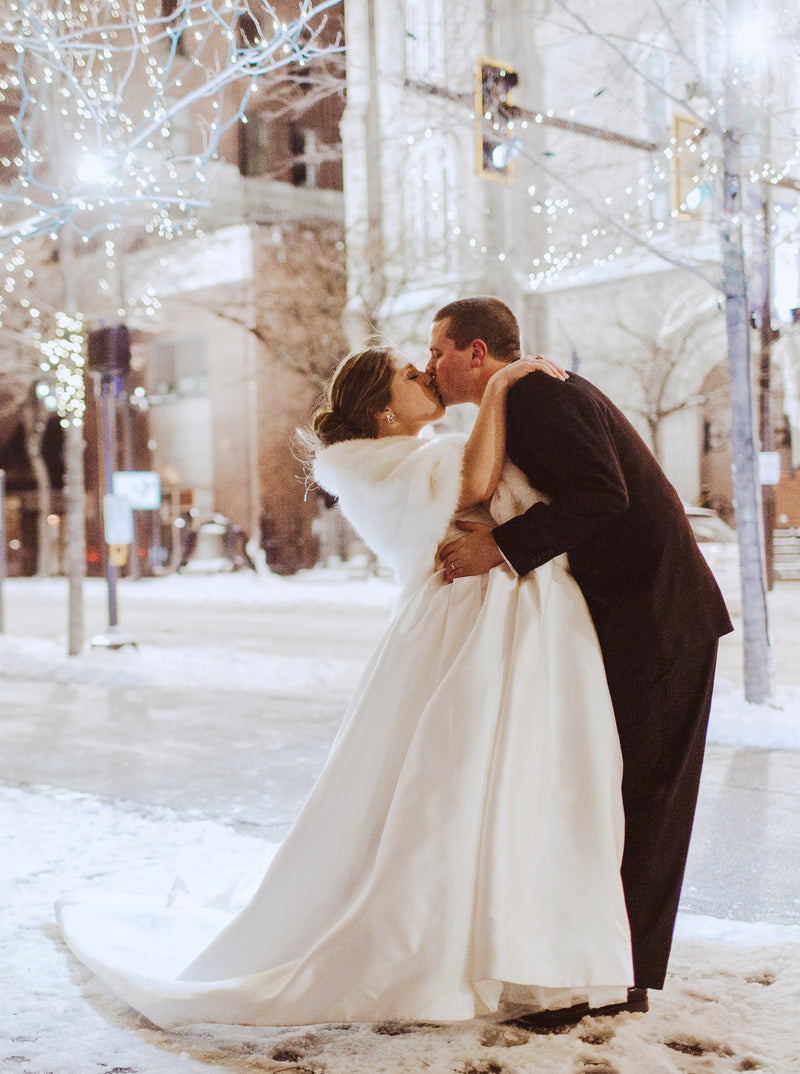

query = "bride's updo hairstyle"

[{"left": 309, "top": 346, "right": 395, "bottom": 447}]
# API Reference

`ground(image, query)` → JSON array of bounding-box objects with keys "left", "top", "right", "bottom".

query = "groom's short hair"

[{"left": 433, "top": 296, "right": 521, "bottom": 362}]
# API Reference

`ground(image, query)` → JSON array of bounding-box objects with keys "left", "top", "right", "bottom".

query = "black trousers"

[{"left": 604, "top": 639, "right": 719, "bottom": 990}]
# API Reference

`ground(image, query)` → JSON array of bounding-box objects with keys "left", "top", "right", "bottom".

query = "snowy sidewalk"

[
  {"left": 2, "top": 570, "right": 800, "bottom": 1073},
  {"left": 2, "top": 782, "right": 799, "bottom": 1074}
]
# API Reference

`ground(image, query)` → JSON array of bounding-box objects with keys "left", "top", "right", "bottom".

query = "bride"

[{"left": 56, "top": 346, "right": 633, "bottom": 1029}]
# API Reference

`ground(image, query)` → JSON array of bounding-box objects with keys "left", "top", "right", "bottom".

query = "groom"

[{"left": 428, "top": 296, "right": 733, "bottom": 1018}]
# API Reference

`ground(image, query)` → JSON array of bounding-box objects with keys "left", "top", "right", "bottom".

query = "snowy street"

[
  {"left": 2, "top": 570, "right": 800, "bottom": 1073},
  {"left": 0, "top": 573, "right": 392, "bottom": 839}
]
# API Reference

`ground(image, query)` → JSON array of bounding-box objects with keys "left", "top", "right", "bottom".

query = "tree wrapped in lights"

[
  {"left": 0, "top": 0, "right": 342, "bottom": 246},
  {"left": 0, "top": 0, "right": 342, "bottom": 653},
  {"left": 39, "top": 310, "right": 87, "bottom": 428}
]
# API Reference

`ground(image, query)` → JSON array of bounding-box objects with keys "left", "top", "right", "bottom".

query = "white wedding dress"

[{"left": 57, "top": 434, "right": 632, "bottom": 1029}]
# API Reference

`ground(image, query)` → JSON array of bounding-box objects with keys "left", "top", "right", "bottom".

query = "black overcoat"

[
  {"left": 494, "top": 372, "right": 732, "bottom": 670},
  {"left": 493, "top": 371, "right": 734, "bottom": 987}
]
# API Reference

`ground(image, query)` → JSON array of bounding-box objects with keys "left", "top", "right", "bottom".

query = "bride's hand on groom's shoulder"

[
  {"left": 489, "top": 355, "right": 568, "bottom": 394},
  {"left": 522, "top": 354, "right": 569, "bottom": 381}
]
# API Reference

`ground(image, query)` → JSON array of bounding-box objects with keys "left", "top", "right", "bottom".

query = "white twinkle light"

[{"left": 75, "top": 152, "right": 113, "bottom": 187}]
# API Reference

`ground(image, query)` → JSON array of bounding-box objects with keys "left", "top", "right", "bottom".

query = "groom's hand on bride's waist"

[{"left": 439, "top": 521, "right": 504, "bottom": 583}]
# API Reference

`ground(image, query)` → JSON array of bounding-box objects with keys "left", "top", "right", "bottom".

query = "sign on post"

[
  {"left": 758, "top": 452, "right": 781, "bottom": 486},
  {"left": 103, "top": 494, "right": 134, "bottom": 546},
  {"left": 112, "top": 470, "right": 162, "bottom": 511}
]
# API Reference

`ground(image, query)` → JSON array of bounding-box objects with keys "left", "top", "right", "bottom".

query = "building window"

[
  {"left": 239, "top": 112, "right": 270, "bottom": 177},
  {"left": 289, "top": 123, "right": 307, "bottom": 186},
  {"left": 645, "top": 47, "right": 670, "bottom": 224},
  {"left": 236, "top": 10, "right": 264, "bottom": 50},
  {"left": 153, "top": 336, "right": 207, "bottom": 398},
  {"left": 405, "top": 0, "right": 445, "bottom": 82},
  {"left": 161, "top": 0, "right": 187, "bottom": 56},
  {"left": 405, "top": 141, "right": 456, "bottom": 276},
  {"left": 289, "top": 124, "right": 318, "bottom": 188}
]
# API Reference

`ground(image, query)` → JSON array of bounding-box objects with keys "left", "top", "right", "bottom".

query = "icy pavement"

[{"left": 1, "top": 569, "right": 800, "bottom": 1073}]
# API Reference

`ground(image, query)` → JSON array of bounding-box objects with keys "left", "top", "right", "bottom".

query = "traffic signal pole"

[{"left": 404, "top": 77, "right": 660, "bottom": 156}]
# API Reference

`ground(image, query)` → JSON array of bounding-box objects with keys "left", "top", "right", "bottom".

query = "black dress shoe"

[
  {"left": 501, "top": 1001, "right": 591, "bottom": 1032},
  {"left": 502, "top": 988, "right": 648, "bottom": 1032},
  {"left": 585, "top": 987, "right": 649, "bottom": 1017}
]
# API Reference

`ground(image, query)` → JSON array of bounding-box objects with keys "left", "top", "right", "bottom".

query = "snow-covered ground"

[{"left": 1, "top": 569, "right": 799, "bottom": 1074}]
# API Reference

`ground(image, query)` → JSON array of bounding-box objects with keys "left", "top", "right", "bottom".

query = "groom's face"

[{"left": 426, "top": 318, "right": 475, "bottom": 406}]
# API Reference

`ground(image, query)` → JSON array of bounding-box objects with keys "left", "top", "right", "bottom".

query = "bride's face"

[{"left": 383, "top": 356, "right": 445, "bottom": 435}]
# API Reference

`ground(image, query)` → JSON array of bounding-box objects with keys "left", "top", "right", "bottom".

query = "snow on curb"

[{"left": 0, "top": 632, "right": 366, "bottom": 695}]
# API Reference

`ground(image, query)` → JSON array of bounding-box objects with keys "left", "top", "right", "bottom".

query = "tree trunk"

[
  {"left": 21, "top": 393, "right": 54, "bottom": 577},
  {"left": 720, "top": 125, "right": 772, "bottom": 703},
  {"left": 59, "top": 231, "right": 86, "bottom": 656}
]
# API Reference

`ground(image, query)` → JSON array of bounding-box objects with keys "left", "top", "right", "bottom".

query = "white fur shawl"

[{"left": 313, "top": 433, "right": 466, "bottom": 599}]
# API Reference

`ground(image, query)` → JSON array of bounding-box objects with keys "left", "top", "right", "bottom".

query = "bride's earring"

[{"left": 385, "top": 409, "right": 397, "bottom": 424}]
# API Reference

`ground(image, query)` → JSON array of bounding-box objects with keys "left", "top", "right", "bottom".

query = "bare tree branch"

[{"left": 551, "top": 0, "right": 718, "bottom": 135}]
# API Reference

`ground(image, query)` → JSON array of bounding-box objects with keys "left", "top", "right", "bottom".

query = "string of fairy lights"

[
  {"left": 38, "top": 311, "right": 87, "bottom": 427},
  {"left": 400, "top": 17, "right": 800, "bottom": 294},
  {"left": 0, "top": 0, "right": 343, "bottom": 425},
  {"left": 402, "top": 109, "right": 800, "bottom": 294}
]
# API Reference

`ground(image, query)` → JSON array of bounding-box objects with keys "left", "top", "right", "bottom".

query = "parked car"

[
  {"left": 684, "top": 505, "right": 741, "bottom": 613},
  {"left": 180, "top": 514, "right": 255, "bottom": 573}
]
